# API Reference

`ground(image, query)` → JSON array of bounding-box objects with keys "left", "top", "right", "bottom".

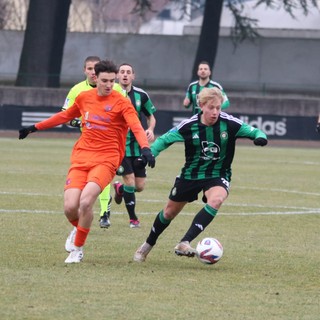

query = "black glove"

[
  {"left": 19, "top": 125, "right": 37, "bottom": 140},
  {"left": 254, "top": 138, "right": 268, "bottom": 146},
  {"left": 69, "top": 118, "right": 81, "bottom": 128},
  {"left": 316, "top": 123, "right": 320, "bottom": 133},
  {"left": 140, "top": 147, "right": 155, "bottom": 168}
]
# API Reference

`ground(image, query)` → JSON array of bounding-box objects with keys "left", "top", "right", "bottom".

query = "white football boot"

[
  {"left": 65, "top": 247, "right": 84, "bottom": 264},
  {"left": 133, "top": 242, "right": 153, "bottom": 262},
  {"left": 174, "top": 241, "right": 197, "bottom": 257},
  {"left": 65, "top": 227, "right": 77, "bottom": 252}
]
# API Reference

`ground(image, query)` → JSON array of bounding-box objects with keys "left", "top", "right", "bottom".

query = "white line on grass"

[
  {"left": 0, "top": 191, "right": 63, "bottom": 197},
  {"left": 1, "top": 170, "right": 66, "bottom": 175},
  {"left": 1, "top": 186, "right": 319, "bottom": 216},
  {"left": 1, "top": 209, "right": 319, "bottom": 216},
  {"left": 236, "top": 186, "right": 320, "bottom": 196},
  {"left": 0, "top": 190, "right": 318, "bottom": 212},
  {"left": 141, "top": 200, "right": 318, "bottom": 211},
  {"left": 2, "top": 186, "right": 320, "bottom": 197}
]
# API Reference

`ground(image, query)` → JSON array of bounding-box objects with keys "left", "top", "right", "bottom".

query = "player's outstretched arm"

[
  {"left": 236, "top": 121, "right": 268, "bottom": 146},
  {"left": 19, "top": 105, "right": 81, "bottom": 140},
  {"left": 19, "top": 125, "right": 38, "bottom": 140}
]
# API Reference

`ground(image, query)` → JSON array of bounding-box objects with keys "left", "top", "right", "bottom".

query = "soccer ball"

[{"left": 196, "top": 237, "right": 223, "bottom": 265}]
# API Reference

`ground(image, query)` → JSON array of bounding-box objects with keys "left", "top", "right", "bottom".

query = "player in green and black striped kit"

[
  {"left": 134, "top": 87, "right": 268, "bottom": 262},
  {"left": 113, "top": 63, "right": 156, "bottom": 228},
  {"left": 183, "top": 60, "right": 230, "bottom": 115}
]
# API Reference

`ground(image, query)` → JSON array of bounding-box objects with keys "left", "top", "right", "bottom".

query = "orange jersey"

[{"left": 36, "top": 89, "right": 149, "bottom": 169}]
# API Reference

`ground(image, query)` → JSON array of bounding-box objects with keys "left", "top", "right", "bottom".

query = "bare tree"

[
  {"left": 0, "top": 0, "right": 9, "bottom": 29},
  {"left": 0, "top": 0, "right": 28, "bottom": 30},
  {"left": 225, "top": 0, "right": 319, "bottom": 45},
  {"left": 171, "top": 0, "right": 318, "bottom": 80}
]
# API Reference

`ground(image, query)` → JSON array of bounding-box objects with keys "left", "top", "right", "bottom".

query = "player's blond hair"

[{"left": 198, "top": 87, "right": 223, "bottom": 105}]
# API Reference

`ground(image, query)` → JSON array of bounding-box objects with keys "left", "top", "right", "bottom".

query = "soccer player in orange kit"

[{"left": 18, "top": 60, "right": 155, "bottom": 264}]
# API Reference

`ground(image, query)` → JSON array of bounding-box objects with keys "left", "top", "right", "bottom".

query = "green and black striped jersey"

[
  {"left": 151, "top": 112, "right": 267, "bottom": 181},
  {"left": 126, "top": 86, "right": 156, "bottom": 157},
  {"left": 185, "top": 80, "right": 230, "bottom": 115}
]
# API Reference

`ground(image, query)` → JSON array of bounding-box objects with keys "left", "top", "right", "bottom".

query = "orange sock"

[
  {"left": 70, "top": 219, "right": 79, "bottom": 227},
  {"left": 74, "top": 225, "right": 90, "bottom": 247}
]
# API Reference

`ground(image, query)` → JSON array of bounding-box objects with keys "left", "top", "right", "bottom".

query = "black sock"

[
  {"left": 146, "top": 210, "right": 171, "bottom": 246},
  {"left": 123, "top": 186, "right": 138, "bottom": 220},
  {"left": 181, "top": 205, "right": 217, "bottom": 243}
]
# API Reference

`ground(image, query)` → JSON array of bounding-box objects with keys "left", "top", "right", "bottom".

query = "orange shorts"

[{"left": 64, "top": 162, "right": 116, "bottom": 191}]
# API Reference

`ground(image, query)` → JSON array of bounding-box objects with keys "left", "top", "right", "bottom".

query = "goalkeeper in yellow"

[{"left": 62, "top": 56, "right": 126, "bottom": 229}]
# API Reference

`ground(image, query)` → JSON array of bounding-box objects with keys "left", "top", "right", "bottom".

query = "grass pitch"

[{"left": 0, "top": 136, "right": 319, "bottom": 320}]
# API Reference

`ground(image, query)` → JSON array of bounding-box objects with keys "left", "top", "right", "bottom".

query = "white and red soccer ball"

[{"left": 196, "top": 237, "right": 223, "bottom": 265}]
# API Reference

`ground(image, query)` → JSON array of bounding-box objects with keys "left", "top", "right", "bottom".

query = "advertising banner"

[{"left": 1, "top": 105, "right": 319, "bottom": 141}]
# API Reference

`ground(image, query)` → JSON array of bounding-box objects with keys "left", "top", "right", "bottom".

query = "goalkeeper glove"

[
  {"left": 134, "top": 147, "right": 155, "bottom": 169},
  {"left": 253, "top": 138, "right": 268, "bottom": 146},
  {"left": 316, "top": 123, "right": 320, "bottom": 133},
  {"left": 19, "top": 125, "right": 37, "bottom": 140},
  {"left": 69, "top": 118, "right": 81, "bottom": 128}
]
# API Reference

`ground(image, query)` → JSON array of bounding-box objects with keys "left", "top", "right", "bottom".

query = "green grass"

[{"left": 0, "top": 136, "right": 319, "bottom": 320}]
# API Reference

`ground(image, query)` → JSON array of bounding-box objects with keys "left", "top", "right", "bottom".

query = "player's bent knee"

[
  {"left": 64, "top": 203, "right": 78, "bottom": 217},
  {"left": 135, "top": 186, "right": 144, "bottom": 192},
  {"left": 207, "top": 197, "right": 224, "bottom": 209},
  {"left": 79, "top": 200, "right": 91, "bottom": 212}
]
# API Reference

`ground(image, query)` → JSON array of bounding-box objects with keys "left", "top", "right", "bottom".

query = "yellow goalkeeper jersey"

[{"left": 62, "top": 81, "right": 126, "bottom": 111}]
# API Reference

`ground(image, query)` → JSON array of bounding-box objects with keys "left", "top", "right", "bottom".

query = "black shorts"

[
  {"left": 168, "top": 177, "right": 230, "bottom": 203},
  {"left": 116, "top": 157, "right": 147, "bottom": 178}
]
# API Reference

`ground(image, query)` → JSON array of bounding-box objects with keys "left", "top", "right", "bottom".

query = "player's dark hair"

[
  {"left": 84, "top": 56, "right": 101, "bottom": 67},
  {"left": 198, "top": 60, "right": 210, "bottom": 68},
  {"left": 119, "top": 62, "right": 135, "bottom": 73},
  {"left": 94, "top": 60, "right": 118, "bottom": 76}
]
